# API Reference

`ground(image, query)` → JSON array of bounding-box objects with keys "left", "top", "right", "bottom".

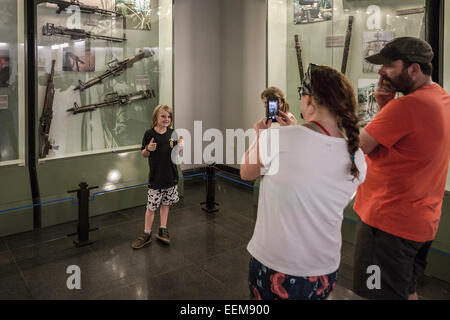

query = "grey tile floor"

[{"left": 0, "top": 178, "right": 449, "bottom": 300}]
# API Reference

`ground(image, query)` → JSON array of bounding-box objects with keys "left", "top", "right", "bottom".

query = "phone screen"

[{"left": 267, "top": 99, "right": 279, "bottom": 122}]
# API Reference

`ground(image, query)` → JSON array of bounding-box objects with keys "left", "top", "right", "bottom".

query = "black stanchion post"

[
  {"left": 200, "top": 163, "right": 219, "bottom": 213},
  {"left": 68, "top": 182, "right": 99, "bottom": 247}
]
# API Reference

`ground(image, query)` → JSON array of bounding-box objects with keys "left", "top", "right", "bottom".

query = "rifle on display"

[
  {"left": 294, "top": 34, "right": 304, "bottom": 84},
  {"left": 37, "top": 0, "right": 122, "bottom": 17},
  {"left": 341, "top": 16, "right": 354, "bottom": 75},
  {"left": 294, "top": 34, "right": 304, "bottom": 100},
  {"left": 67, "top": 89, "right": 156, "bottom": 114},
  {"left": 43, "top": 23, "right": 127, "bottom": 43},
  {"left": 39, "top": 59, "right": 56, "bottom": 158},
  {"left": 74, "top": 48, "right": 155, "bottom": 92}
]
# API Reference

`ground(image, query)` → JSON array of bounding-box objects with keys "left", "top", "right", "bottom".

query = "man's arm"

[{"left": 359, "top": 128, "right": 380, "bottom": 155}]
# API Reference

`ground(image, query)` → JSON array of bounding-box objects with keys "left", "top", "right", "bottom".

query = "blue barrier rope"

[
  {"left": 1, "top": 172, "right": 450, "bottom": 259},
  {"left": 343, "top": 217, "right": 357, "bottom": 225},
  {"left": 90, "top": 183, "right": 149, "bottom": 202},
  {"left": 89, "top": 173, "right": 207, "bottom": 201},
  {"left": 0, "top": 197, "right": 77, "bottom": 215},
  {"left": 216, "top": 173, "right": 258, "bottom": 189},
  {"left": 0, "top": 173, "right": 207, "bottom": 213},
  {"left": 183, "top": 173, "right": 206, "bottom": 179}
]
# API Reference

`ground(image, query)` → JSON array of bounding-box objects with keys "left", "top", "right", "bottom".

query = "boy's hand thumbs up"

[{"left": 147, "top": 138, "right": 157, "bottom": 152}]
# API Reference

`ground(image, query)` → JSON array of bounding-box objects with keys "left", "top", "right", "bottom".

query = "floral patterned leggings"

[{"left": 248, "top": 257, "right": 338, "bottom": 300}]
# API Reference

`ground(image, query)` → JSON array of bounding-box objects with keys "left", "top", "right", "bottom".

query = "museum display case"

[
  {"left": 268, "top": 0, "right": 426, "bottom": 127},
  {"left": 0, "top": 0, "right": 174, "bottom": 235},
  {"left": 32, "top": 0, "right": 175, "bottom": 228},
  {"left": 35, "top": 0, "right": 173, "bottom": 160},
  {"left": 0, "top": 0, "right": 26, "bottom": 166}
]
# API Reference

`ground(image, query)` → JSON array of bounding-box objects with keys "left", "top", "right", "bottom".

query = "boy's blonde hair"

[{"left": 152, "top": 104, "right": 174, "bottom": 128}]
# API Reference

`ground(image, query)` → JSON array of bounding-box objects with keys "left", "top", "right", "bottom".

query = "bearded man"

[{"left": 353, "top": 37, "right": 450, "bottom": 300}]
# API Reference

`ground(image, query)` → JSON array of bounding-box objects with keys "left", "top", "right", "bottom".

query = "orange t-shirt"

[{"left": 354, "top": 83, "right": 450, "bottom": 242}]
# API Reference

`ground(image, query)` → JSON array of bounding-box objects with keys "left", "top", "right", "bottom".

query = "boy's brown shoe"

[
  {"left": 131, "top": 232, "right": 152, "bottom": 249},
  {"left": 156, "top": 227, "right": 171, "bottom": 245}
]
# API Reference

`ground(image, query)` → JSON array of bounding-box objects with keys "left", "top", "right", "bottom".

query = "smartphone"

[{"left": 266, "top": 97, "right": 279, "bottom": 123}]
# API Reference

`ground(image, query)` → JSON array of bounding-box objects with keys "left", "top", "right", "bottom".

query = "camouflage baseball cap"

[{"left": 366, "top": 37, "right": 434, "bottom": 65}]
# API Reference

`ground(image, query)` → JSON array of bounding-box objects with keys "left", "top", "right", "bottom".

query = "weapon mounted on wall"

[
  {"left": 37, "top": 0, "right": 122, "bottom": 17},
  {"left": 294, "top": 34, "right": 304, "bottom": 99},
  {"left": 74, "top": 48, "right": 155, "bottom": 92},
  {"left": 294, "top": 34, "right": 304, "bottom": 84},
  {"left": 341, "top": 16, "right": 354, "bottom": 75},
  {"left": 39, "top": 60, "right": 56, "bottom": 158},
  {"left": 43, "top": 23, "right": 127, "bottom": 43},
  {"left": 67, "top": 89, "right": 156, "bottom": 114}
]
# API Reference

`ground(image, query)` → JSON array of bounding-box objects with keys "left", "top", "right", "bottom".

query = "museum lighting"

[{"left": 107, "top": 169, "right": 121, "bottom": 183}]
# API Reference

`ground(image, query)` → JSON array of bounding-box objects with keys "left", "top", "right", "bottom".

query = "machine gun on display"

[
  {"left": 43, "top": 23, "right": 127, "bottom": 43},
  {"left": 37, "top": 0, "right": 122, "bottom": 17},
  {"left": 39, "top": 60, "right": 56, "bottom": 158},
  {"left": 74, "top": 48, "right": 155, "bottom": 92},
  {"left": 67, "top": 89, "right": 156, "bottom": 114},
  {"left": 294, "top": 34, "right": 304, "bottom": 99},
  {"left": 341, "top": 16, "right": 354, "bottom": 75}
]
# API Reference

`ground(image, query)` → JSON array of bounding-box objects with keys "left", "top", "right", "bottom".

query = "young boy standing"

[{"left": 132, "top": 104, "right": 182, "bottom": 249}]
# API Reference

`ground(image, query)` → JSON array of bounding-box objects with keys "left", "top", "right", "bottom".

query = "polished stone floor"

[{"left": 0, "top": 177, "right": 449, "bottom": 300}]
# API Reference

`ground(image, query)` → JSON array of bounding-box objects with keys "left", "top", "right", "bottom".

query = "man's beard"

[{"left": 384, "top": 69, "right": 415, "bottom": 95}]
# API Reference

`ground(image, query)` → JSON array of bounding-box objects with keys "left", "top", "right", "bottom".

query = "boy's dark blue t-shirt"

[{"left": 141, "top": 127, "right": 178, "bottom": 189}]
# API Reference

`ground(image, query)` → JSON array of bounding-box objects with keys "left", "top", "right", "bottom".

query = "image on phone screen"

[{"left": 267, "top": 99, "right": 278, "bottom": 122}]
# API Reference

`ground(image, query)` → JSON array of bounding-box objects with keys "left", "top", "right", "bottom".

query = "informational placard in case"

[
  {"left": 0, "top": 95, "right": 8, "bottom": 109},
  {"left": 135, "top": 75, "right": 151, "bottom": 86},
  {"left": 326, "top": 35, "right": 345, "bottom": 47}
]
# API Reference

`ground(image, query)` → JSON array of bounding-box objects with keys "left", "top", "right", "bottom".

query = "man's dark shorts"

[{"left": 353, "top": 220, "right": 432, "bottom": 300}]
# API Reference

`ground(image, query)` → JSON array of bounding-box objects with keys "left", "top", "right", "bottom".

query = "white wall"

[
  {"left": 174, "top": 0, "right": 222, "bottom": 169},
  {"left": 174, "top": 0, "right": 266, "bottom": 170},
  {"left": 220, "top": 0, "right": 267, "bottom": 167}
]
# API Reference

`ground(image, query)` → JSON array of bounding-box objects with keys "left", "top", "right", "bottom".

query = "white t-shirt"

[{"left": 247, "top": 125, "right": 367, "bottom": 277}]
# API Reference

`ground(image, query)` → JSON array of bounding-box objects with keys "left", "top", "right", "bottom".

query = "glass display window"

[
  {"left": 0, "top": 0, "right": 26, "bottom": 166},
  {"left": 36, "top": 0, "right": 173, "bottom": 160},
  {"left": 268, "top": 0, "right": 426, "bottom": 126}
]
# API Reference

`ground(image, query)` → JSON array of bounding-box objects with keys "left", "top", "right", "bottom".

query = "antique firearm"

[
  {"left": 294, "top": 34, "right": 304, "bottom": 84},
  {"left": 294, "top": 34, "right": 305, "bottom": 100},
  {"left": 39, "top": 59, "right": 56, "bottom": 158},
  {"left": 43, "top": 23, "right": 127, "bottom": 43},
  {"left": 74, "top": 48, "right": 155, "bottom": 92},
  {"left": 341, "top": 16, "right": 354, "bottom": 75},
  {"left": 37, "top": 0, "right": 122, "bottom": 17},
  {"left": 67, "top": 90, "right": 156, "bottom": 115}
]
